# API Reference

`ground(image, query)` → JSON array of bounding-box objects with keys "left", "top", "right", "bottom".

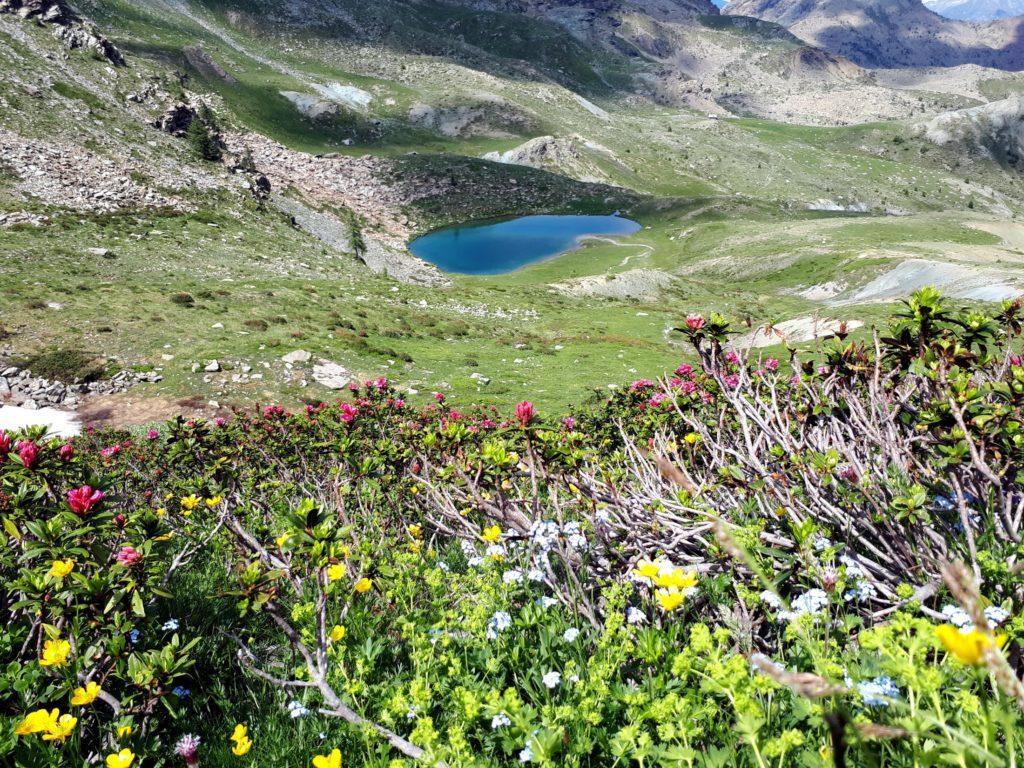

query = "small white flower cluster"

[
  {"left": 773, "top": 589, "right": 829, "bottom": 622},
  {"left": 486, "top": 610, "right": 512, "bottom": 640},
  {"left": 162, "top": 618, "right": 180, "bottom": 631},
  {"left": 856, "top": 676, "right": 899, "bottom": 708},
  {"left": 941, "top": 604, "right": 1010, "bottom": 632},
  {"left": 626, "top": 606, "right": 646, "bottom": 625},
  {"left": 542, "top": 670, "right": 561, "bottom": 688},
  {"left": 562, "top": 521, "right": 588, "bottom": 551},
  {"left": 841, "top": 556, "right": 877, "bottom": 603},
  {"left": 287, "top": 700, "right": 310, "bottom": 718},
  {"left": 528, "top": 520, "right": 588, "bottom": 552},
  {"left": 491, "top": 713, "right": 511, "bottom": 729},
  {"left": 562, "top": 627, "right": 580, "bottom": 642},
  {"left": 502, "top": 569, "right": 524, "bottom": 585},
  {"left": 537, "top": 596, "right": 558, "bottom": 609},
  {"left": 530, "top": 520, "right": 561, "bottom": 552},
  {"left": 461, "top": 540, "right": 484, "bottom": 568}
]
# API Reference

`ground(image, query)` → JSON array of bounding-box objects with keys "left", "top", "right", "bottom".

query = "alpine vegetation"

[{"left": 3, "top": 290, "right": 1024, "bottom": 767}]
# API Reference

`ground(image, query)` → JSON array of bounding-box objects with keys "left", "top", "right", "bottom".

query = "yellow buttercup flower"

[
  {"left": 206, "top": 495, "right": 223, "bottom": 508},
  {"left": 354, "top": 578, "right": 372, "bottom": 593},
  {"left": 106, "top": 749, "right": 135, "bottom": 768},
  {"left": 655, "top": 587, "right": 687, "bottom": 612},
  {"left": 330, "top": 624, "right": 346, "bottom": 642},
  {"left": 936, "top": 624, "right": 1007, "bottom": 665},
  {"left": 653, "top": 568, "right": 698, "bottom": 591},
  {"left": 231, "top": 724, "right": 252, "bottom": 756},
  {"left": 49, "top": 559, "right": 75, "bottom": 578},
  {"left": 408, "top": 524, "right": 423, "bottom": 539},
  {"left": 633, "top": 559, "right": 660, "bottom": 581},
  {"left": 180, "top": 495, "right": 200, "bottom": 512},
  {"left": 276, "top": 532, "right": 292, "bottom": 548},
  {"left": 327, "top": 563, "right": 347, "bottom": 582},
  {"left": 312, "top": 748, "right": 342, "bottom": 768},
  {"left": 42, "top": 713, "right": 77, "bottom": 741},
  {"left": 408, "top": 540, "right": 422, "bottom": 554},
  {"left": 481, "top": 525, "right": 502, "bottom": 543},
  {"left": 71, "top": 681, "right": 102, "bottom": 706},
  {"left": 15, "top": 708, "right": 59, "bottom": 736},
  {"left": 117, "top": 724, "right": 133, "bottom": 739},
  {"left": 40, "top": 638, "right": 71, "bottom": 667},
  {"left": 684, "top": 432, "right": 700, "bottom": 445},
  {"left": 155, "top": 507, "right": 167, "bottom": 517}
]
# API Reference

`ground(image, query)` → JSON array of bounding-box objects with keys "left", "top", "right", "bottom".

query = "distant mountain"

[
  {"left": 924, "top": 0, "right": 1024, "bottom": 20},
  {"left": 726, "top": 0, "right": 1024, "bottom": 69}
]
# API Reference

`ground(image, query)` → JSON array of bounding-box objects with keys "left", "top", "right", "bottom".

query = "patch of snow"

[
  {"left": 0, "top": 405, "right": 80, "bottom": 437},
  {"left": 571, "top": 94, "right": 609, "bottom": 120},
  {"left": 312, "top": 82, "right": 373, "bottom": 111},
  {"left": 833, "top": 259, "right": 1023, "bottom": 305},
  {"left": 740, "top": 317, "right": 864, "bottom": 348}
]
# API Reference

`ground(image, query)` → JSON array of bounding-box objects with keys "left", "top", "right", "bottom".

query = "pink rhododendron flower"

[
  {"left": 724, "top": 374, "right": 740, "bottom": 389},
  {"left": 562, "top": 416, "right": 576, "bottom": 429},
  {"left": 68, "top": 485, "right": 106, "bottom": 517},
  {"left": 629, "top": 379, "right": 656, "bottom": 391},
  {"left": 685, "top": 315, "right": 705, "bottom": 331},
  {"left": 681, "top": 381, "right": 697, "bottom": 395},
  {"left": 0, "top": 431, "right": 10, "bottom": 460},
  {"left": 434, "top": 392, "right": 445, "bottom": 402},
  {"left": 725, "top": 351, "right": 740, "bottom": 365},
  {"left": 765, "top": 357, "right": 780, "bottom": 372},
  {"left": 116, "top": 546, "right": 143, "bottom": 568},
  {"left": 339, "top": 403, "right": 358, "bottom": 423},
  {"left": 17, "top": 441, "right": 39, "bottom": 469},
  {"left": 515, "top": 401, "right": 535, "bottom": 427},
  {"left": 59, "top": 443, "right": 74, "bottom": 462},
  {"left": 649, "top": 393, "right": 667, "bottom": 407},
  {"left": 214, "top": 417, "right": 226, "bottom": 427},
  {"left": 675, "top": 363, "right": 694, "bottom": 377},
  {"left": 147, "top": 430, "right": 159, "bottom": 440},
  {"left": 481, "top": 418, "right": 496, "bottom": 429}
]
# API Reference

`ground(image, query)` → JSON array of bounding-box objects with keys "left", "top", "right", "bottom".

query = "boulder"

[
  {"left": 312, "top": 361, "right": 350, "bottom": 390},
  {"left": 282, "top": 350, "right": 312, "bottom": 364}
]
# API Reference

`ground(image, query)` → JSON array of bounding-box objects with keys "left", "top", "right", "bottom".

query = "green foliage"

[
  {"left": 2, "top": 293, "right": 1024, "bottom": 767},
  {"left": 16, "top": 348, "right": 107, "bottom": 383}
]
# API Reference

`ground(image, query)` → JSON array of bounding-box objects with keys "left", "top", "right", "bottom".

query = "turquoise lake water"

[{"left": 408, "top": 214, "right": 641, "bottom": 275}]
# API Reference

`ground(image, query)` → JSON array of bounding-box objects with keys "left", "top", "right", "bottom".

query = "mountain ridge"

[{"left": 727, "top": 0, "right": 1024, "bottom": 69}]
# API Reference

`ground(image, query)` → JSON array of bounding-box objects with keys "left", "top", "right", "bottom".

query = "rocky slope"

[
  {"left": 727, "top": 0, "right": 1024, "bottom": 69},
  {"left": 917, "top": 94, "right": 1024, "bottom": 167},
  {"left": 924, "top": 0, "right": 1024, "bottom": 20}
]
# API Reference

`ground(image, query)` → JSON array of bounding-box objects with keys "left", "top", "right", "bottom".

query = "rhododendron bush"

[{"left": 2, "top": 289, "right": 1024, "bottom": 767}]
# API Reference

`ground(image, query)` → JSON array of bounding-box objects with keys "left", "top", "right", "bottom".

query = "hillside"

[
  {"left": 925, "top": 0, "right": 1024, "bottom": 20},
  {"left": 2, "top": 0, "right": 1024, "bottom": 433},
  {"left": 727, "top": 0, "right": 1024, "bottom": 69}
]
